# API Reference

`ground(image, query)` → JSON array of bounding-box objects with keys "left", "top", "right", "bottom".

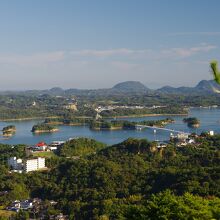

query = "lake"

[{"left": 0, "top": 107, "right": 220, "bottom": 146}]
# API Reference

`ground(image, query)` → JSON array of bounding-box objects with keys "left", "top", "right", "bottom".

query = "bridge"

[{"left": 135, "top": 125, "right": 190, "bottom": 135}]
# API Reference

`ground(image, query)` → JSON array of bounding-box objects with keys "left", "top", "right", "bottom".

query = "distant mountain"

[
  {"left": 112, "top": 81, "right": 150, "bottom": 93},
  {"left": 0, "top": 80, "right": 219, "bottom": 96},
  {"left": 195, "top": 80, "right": 220, "bottom": 92},
  {"left": 157, "top": 80, "right": 220, "bottom": 95},
  {"left": 48, "top": 87, "right": 65, "bottom": 95},
  {"left": 157, "top": 86, "right": 194, "bottom": 94}
]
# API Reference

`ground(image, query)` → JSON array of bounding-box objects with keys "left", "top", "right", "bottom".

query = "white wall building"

[
  {"left": 208, "top": 130, "right": 214, "bottom": 136},
  {"left": 8, "top": 157, "right": 23, "bottom": 170},
  {"left": 177, "top": 133, "right": 189, "bottom": 140},
  {"left": 24, "top": 157, "right": 46, "bottom": 173},
  {"left": 37, "top": 157, "right": 46, "bottom": 169},
  {"left": 48, "top": 141, "right": 65, "bottom": 151}
]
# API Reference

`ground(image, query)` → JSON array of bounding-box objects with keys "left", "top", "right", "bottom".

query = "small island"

[
  {"left": 2, "top": 125, "right": 16, "bottom": 137},
  {"left": 31, "top": 123, "right": 59, "bottom": 133},
  {"left": 44, "top": 117, "right": 92, "bottom": 126},
  {"left": 183, "top": 117, "right": 200, "bottom": 128},
  {"left": 90, "top": 118, "right": 174, "bottom": 131}
]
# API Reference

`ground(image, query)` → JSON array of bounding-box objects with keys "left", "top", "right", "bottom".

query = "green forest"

[
  {"left": 0, "top": 134, "right": 219, "bottom": 219},
  {"left": 1, "top": 92, "right": 220, "bottom": 120},
  {"left": 31, "top": 123, "right": 58, "bottom": 133}
]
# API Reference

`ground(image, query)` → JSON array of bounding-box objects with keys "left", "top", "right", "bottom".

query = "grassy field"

[
  {"left": 32, "top": 151, "right": 57, "bottom": 158},
  {"left": 0, "top": 210, "right": 15, "bottom": 218}
]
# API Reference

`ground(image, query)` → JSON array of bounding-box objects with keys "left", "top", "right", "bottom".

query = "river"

[{"left": 0, "top": 108, "right": 220, "bottom": 146}]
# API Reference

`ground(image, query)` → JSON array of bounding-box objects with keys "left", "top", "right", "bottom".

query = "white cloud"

[
  {"left": 70, "top": 45, "right": 217, "bottom": 60},
  {"left": 70, "top": 48, "right": 149, "bottom": 57},
  {"left": 111, "top": 61, "right": 139, "bottom": 70},
  {"left": 161, "top": 45, "right": 217, "bottom": 58},
  {"left": 167, "top": 32, "right": 220, "bottom": 36},
  {"left": 0, "top": 51, "right": 65, "bottom": 66},
  {"left": 0, "top": 44, "right": 216, "bottom": 67}
]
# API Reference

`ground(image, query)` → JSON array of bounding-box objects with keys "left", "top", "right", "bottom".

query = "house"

[
  {"left": 7, "top": 199, "right": 33, "bottom": 212},
  {"left": 156, "top": 143, "right": 167, "bottom": 149},
  {"left": 34, "top": 142, "right": 47, "bottom": 151},
  {"left": 177, "top": 133, "right": 189, "bottom": 141},
  {"left": 49, "top": 213, "right": 68, "bottom": 220},
  {"left": 20, "top": 200, "right": 33, "bottom": 210},
  {"left": 48, "top": 145, "right": 58, "bottom": 151},
  {"left": 55, "top": 213, "right": 68, "bottom": 220},
  {"left": 63, "top": 103, "right": 77, "bottom": 111},
  {"left": 186, "top": 138, "right": 195, "bottom": 144},
  {"left": 48, "top": 141, "right": 65, "bottom": 151}
]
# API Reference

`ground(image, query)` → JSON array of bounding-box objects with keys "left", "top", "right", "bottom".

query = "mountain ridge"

[{"left": 0, "top": 80, "right": 218, "bottom": 96}]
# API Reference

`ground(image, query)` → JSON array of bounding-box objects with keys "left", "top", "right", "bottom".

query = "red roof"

[{"left": 36, "top": 142, "right": 47, "bottom": 147}]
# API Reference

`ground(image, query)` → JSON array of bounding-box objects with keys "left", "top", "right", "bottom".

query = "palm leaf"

[{"left": 210, "top": 60, "right": 220, "bottom": 84}]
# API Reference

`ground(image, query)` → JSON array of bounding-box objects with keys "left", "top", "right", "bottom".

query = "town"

[{"left": 7, "top": 141, "right": 65, "bottom": 173}]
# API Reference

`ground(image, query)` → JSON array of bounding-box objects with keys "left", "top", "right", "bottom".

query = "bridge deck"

[{"left": 135, "top": 125, "right": 190, "bottom": 135}]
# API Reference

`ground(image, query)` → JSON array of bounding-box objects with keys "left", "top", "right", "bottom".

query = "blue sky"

[{"left": 0, "top": 0, "right": 220, "bottom": 90}]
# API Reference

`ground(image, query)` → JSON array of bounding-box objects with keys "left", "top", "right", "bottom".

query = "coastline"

[
  {"left": 0, "top": 113, "right": 188, "bottom": 123},
  {"left": 32, "top": 128, "right": 59, "bottom": 133},
  {"left": 104, "top": 113, "right": 188, "bottom": 119},
  {"left": 90, "top": 126, "right": 123, "bottom": 131},
  {"left": 188, "top": 123, "right": 200, "bottom": 128},
  {"left": 46, "top": 122, "right": 87, "bottom": 126},
  {"left": 0, "top": 116, "right": 60, "bottom": 122},
  {"left": 0, "top": 116, "right": 93, "bottom": 122}
]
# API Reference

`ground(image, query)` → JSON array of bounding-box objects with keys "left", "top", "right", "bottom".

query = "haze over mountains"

[{"left": 0, "top": 80, "right": 219, "bottom": 96}]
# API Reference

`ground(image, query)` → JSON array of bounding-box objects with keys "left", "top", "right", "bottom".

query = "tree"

[{"left": 210, "top": 60, "right": 220, "bottom": 84}]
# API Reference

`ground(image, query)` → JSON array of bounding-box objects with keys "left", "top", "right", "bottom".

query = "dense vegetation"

[
  {"left": 31, "top": 123, "right": 58, "bottom": 133},
  {"left": 2, "top": 126, "right": 16, "bottom": 132},
  {"left": 57, "top": 137, "right": 106, "bottom": 157},
  {"left": 90, "top": 118, "right": 174, "bottom": 130},
  {"left": 45, "top": 117, "right": 93, "bottom": 125},
  {"left": 2, "top": 125, "right": 16, "bottom": 136},
  {"left": 0, "top": 94, "right": 96, "bottom": 120},
  {"left": 183, "top": 117, "right": 200, "bottom": 127},
  {"left": 1, "top": 91, "right": 220, "bottom": 121},
  {"left": 99, "top": 106, "right": 187, "bottom": 117},
  {"left": 0, "top": 134, "right": 219, "bottom": 219}
]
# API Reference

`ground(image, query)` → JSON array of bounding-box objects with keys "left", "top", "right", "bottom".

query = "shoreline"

[
  {"left": 46, "top": 122, "right": 87, "bottom": 126},
  {"left": 32, "top": 128, "right": 59, "bottom": 134},
  {"left": 0, "top": 116, "right": 93, "bottom": 122},
  {"left": 0, "top": 113, "right": 188, "bottom": 122},
  {"left": 90, "top": 126, "right": 123, "bottom": 131},
  {"left": 0, "top": 116, "right": 60, "bottom": 122},
  {"left": 104, "top": 113, "right": 188, "bottom": 119}
]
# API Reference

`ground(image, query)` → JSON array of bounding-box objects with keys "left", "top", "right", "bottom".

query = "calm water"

[{"left": 0, "top": 108, "right": 220, "bottom": 146}]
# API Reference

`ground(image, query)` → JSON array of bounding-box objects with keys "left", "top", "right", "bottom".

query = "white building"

[
  {"left": 177, "top": 133, "right": 189, "bottom": 140},
  {"left": 48, "top": 141, "right": 64, "bottom": 151},
  {"left": 33, "top": 142, "right": 48, "bottom": 151},
  {"left": 24, "top": 157, "right": 46, "bottom": 173},
  {"left": 208, "top": 130, "right": 214, "bottom": 136},
  {"left": 37, "top": 157, "right": 46, "bottom": 169},
  {"left": 8, "top": 157, "right": 23, "bottom": 170}
]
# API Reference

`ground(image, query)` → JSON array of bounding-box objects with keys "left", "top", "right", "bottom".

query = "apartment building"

[{"left": 24, "top": 157, "right": 46, "bottom": 173}]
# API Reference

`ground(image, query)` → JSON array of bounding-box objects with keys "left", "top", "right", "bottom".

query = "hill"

[
  {"left": 157, "top": 80, "right": 220, "bottom": 94},
  {"left": 0, "top": 80, "right": 219, "bottom": 96},
  {"left": 112, "top": 81, "right": 149, "bottom": 92}
]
